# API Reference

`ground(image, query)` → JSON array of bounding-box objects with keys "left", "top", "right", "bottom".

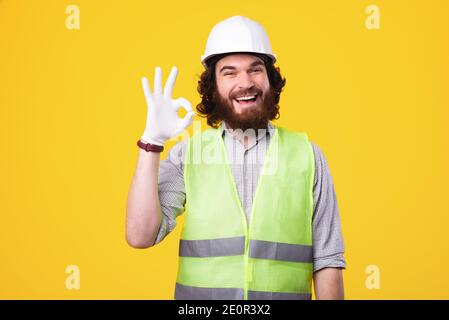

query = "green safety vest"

[{"left": 175, "top": 125, "right": 315, "bottom": 300}]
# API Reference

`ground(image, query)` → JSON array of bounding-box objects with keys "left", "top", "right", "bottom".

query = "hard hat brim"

[{"left": 201, "top": 52, "right": 277, "bottom": 68}]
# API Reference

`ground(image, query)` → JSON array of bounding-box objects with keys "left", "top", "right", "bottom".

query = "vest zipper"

[{"left": 217, "top": 128, "right": 278, "bottom": 300}]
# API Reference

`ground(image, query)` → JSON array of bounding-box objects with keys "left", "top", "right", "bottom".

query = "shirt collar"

[{"left": 219, "top": 120, "right": 276, "bottom": 139}]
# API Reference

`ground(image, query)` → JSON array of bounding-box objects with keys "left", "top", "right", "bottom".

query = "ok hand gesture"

[{"left": 141, "top": 66, "right": 195, "bottom": 146}]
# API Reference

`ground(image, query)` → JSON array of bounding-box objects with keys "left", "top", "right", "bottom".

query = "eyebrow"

[{"left": 219, "top": 60, "right": 265, "bottom": 74}]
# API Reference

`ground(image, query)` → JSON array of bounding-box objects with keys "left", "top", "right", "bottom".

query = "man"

[{"left": 126, "top": 16, "right": 345, "bottom": 300}]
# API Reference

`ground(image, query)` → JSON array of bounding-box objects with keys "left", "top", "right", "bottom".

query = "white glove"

[{"left": 141, "top": 66, "right": 195, "bottom": 146}]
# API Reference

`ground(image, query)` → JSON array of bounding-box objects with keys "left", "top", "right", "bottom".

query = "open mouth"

[{"left": 233, "top": 94, "right": 258, "bottom": 106}]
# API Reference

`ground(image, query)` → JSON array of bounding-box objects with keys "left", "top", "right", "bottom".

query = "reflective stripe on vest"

[
  {"left": 175, "top": 283, "right": 244, "bottom": 300},
  {"left": 180, "top": 237, "right": 313, "bottom": 263},
  {"left": 175, "top": 283, "right": 312, "bottom": 300},
  {"left": 176, "top": 126, "right": 315, "bottom": 300},
  {"left": 179, "top": 236, "right": 246, "bottom": 257},
  {"left": 249, "top": 239, "right": 313, "bottom": 263}
]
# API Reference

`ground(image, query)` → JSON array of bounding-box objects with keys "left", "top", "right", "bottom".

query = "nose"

[{"left": 236, "top": 72, "right": 255, "bottom": 90}]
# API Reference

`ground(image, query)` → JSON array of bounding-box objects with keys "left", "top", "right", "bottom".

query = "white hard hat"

[{"left": 201, "top": 16, "right": 277, "bottom": 68}]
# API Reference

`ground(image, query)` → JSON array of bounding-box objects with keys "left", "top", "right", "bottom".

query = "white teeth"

[{"left": 235, "top": 95, "right": 256, "bottom": 101}]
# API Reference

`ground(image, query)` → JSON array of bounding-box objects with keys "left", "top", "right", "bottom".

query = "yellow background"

[{"left": 1, "top": 0, "right": 448, "bottom": 299}]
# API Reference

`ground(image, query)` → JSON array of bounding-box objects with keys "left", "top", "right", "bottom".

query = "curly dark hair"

[{"left": 196, "top": 53, "right": 286, "bottom": 129}]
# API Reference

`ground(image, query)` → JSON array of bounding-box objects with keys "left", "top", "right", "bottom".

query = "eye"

[
  {"left": 223, "top": 72, "right": 236, "bottom": 76},
  {"left": 251, "top": 68, "right": 263, "bottom": 73}
]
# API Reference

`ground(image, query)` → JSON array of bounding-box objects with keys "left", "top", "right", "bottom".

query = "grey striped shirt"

[{"left": 154, "top": 121, "right": 346, "bottom": 272}]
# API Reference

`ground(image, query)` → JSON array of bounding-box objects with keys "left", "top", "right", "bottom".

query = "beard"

[{"left": 212, "top": 86, "right": 278, "bottom": 132}]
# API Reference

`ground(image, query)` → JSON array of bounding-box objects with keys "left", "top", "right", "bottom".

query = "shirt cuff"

[
  {"left": 313, "top": 253, "right": 346, "bottom": 272},
  {"left": 153, "top": 218, "right": 169, "bottom": 245}
]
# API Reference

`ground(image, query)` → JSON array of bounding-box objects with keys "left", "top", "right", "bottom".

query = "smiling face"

[
  {"left": 212, "top": 53, "right": 274, "bottom": 131},
  {"left": 196, "top": 52, "right": 284, "bottom": 131},
  {"left": 215, "top": 53, "right": 270, "bottom": 115}
]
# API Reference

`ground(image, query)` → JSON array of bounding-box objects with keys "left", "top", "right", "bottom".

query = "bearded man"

[{"left": 126, "top": 16, "right": 346, "bottom": 300}]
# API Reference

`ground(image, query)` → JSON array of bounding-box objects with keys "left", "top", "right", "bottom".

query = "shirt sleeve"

[
  {"left": 153, "top": 139, "right": 187, "bottom": 245},
  {"left": 310, "top": 142, "right": 346, "bottom": 272}
]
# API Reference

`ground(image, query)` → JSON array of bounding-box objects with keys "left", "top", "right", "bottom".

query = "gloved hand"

[{"left": 141, "top": 66, "right": 195, "bottom": 146}]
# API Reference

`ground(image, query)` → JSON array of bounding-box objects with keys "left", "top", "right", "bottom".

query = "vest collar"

[
  {"left": 218, "top": 121, "right": 275, "bottom": 150},
  {"left": 218, "top": 121, "right": 276, "bottom": 138}
]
